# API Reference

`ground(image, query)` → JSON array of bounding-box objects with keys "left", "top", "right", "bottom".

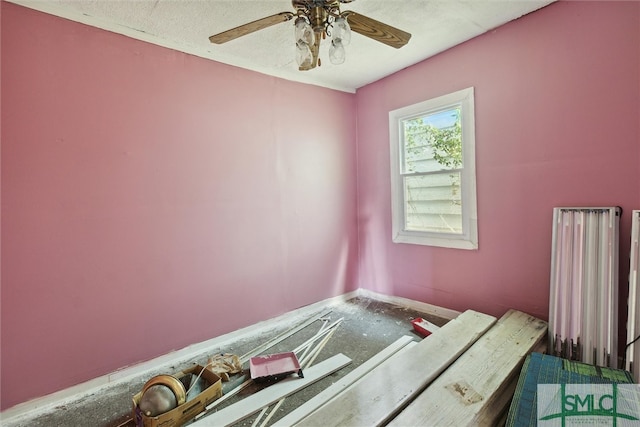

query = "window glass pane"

[
  {"left": 402, "top": 107, "right": 462, "bottom": 174},
  {"left": 403, "top": 172, "right": 462, "bottom": 234}
]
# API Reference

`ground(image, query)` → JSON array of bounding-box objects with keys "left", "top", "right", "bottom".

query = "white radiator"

[
  {"left": 549, "top": 207, "right": 620, "bottom": 368},
  {"left": 626, "top": 210, "right": 640, "bottom": 381}
]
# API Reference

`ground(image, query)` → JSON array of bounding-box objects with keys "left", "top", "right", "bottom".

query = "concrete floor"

[{"left": 2, "top": 296, "right": 450, "bottom": 427}]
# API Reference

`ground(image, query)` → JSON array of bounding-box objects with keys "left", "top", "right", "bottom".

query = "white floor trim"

[
  {"left": 0, "top": 289, "right": 458, "bottom": 423},
  {"left": 357, "top": 289, "right": 461, "bottom": 320}
]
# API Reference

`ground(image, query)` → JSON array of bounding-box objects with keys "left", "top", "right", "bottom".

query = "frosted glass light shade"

[
  {"left": 294, "top": 18, "right": 315, "bottom": 45},
  {"left": 296, "top": 41, "right": 313, "bottom": 67},
  {"left": 332, "top": 17, "right": 351, "bottom": 46},
  {"left": 329, "top": 39, "right": 345, "bottom": 65}
]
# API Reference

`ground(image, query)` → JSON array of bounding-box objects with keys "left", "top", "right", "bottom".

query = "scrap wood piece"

[
  {"left": 484, "top": 328, "right": 545, "bottom": 422},
  {"left": 273, "top": 335, "right": 415, "bottom": 427},
  {"left": 387, "top": 309, "right": 547, "bottom": 427},
  {"left": 240, "top": 310, "right": 332, "bottom": 363},
  {"left": 190, "top": 353, "right": 352, "bottom": 427},
  {"left": 294, "top": 318, "right": 343, "bottom": 355},
  {"left": 294, "top": 310, "right": 497, "bottom": 427}
]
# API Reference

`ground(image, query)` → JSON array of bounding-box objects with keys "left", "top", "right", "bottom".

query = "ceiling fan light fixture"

[
  {"left": 329, "top": 39, "right": 346, "bottom": 65},
  {"left": 208, "top": 0, "right": 412, "bottom": 72},
  {"left": 294, "top": 16, "right": 315, "bottom": 45}
]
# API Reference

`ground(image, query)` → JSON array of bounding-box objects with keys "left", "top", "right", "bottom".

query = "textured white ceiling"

[{"left": 7, "top": 0, "right": 555, "bottom": 92}]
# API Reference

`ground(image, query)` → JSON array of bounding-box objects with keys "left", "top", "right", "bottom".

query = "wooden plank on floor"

[
  {"left": 294, "top": 310, "right": 497, "bottom": 427},
  {"left": 490, "top": 338, "right": 548, "bottom": 427},
  {"left": 190, "top": 353, "right": 352, "bottom": 427},
  {"left": 387, "top": 309, "right": 548, "bottom": 427},
  {"left": 273, "top": 336, "right": 415, "bottom": 427}
]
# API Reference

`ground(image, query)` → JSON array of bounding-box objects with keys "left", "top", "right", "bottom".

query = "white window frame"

[{"left": 389, "top": 87, "right": 478, "bottom": 249}]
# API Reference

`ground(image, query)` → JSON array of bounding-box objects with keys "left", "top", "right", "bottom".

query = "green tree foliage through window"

[{"left": 404, "top": 108, "right": 462, "bottom": 171}]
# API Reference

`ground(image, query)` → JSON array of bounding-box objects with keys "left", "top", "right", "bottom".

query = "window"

[{"left": 389, "top": 87, "right": 478, "bottom": 249}]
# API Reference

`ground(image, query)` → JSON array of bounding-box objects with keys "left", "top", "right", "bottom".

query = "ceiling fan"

[{"left": 208, "top": 0, "right": 411, "bottom": 71}]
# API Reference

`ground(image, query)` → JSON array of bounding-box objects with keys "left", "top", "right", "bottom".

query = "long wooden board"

[
  {"left": 294, "top": 310, "right": 497, "bottom": 427},
  {"left": 190, "top": 353, "right": 351, "bottom": 427},
  {"left": 273, "top": 336, "right": 415, "bottom": 427},
  {"left": 388, "top": 309, "right": 547, "bottom": 427}
]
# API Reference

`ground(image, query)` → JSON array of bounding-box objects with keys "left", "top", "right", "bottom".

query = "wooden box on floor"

[{"left": 132, "top": 365, "right": 222, "bottom": 427}]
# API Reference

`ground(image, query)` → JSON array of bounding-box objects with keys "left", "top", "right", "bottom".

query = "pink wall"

[
  {"left": 0, "top": 2, "right": 357, "bottom": 409},
  {"left": 2, "top": 0, "right": 640, "bottom": 413},
  {"left": 356, "top": 1, "right": 640, "bottom": 321}
]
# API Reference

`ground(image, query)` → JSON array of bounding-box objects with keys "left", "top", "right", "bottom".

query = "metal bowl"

[{"left": 138, "top": 375, "right": 186, "bottom": 417}]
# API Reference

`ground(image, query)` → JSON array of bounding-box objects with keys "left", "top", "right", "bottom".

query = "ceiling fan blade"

[
  {"left": 341, "top": 11, "right": 411, "bottom": 49},
  {"left": 209, "top": 12, "right": 295, "bottom": 44}
]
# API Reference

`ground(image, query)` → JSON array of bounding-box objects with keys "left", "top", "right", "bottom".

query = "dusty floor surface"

[{"left": 2, "top": 296, "right": 450, "bottom": 427}]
